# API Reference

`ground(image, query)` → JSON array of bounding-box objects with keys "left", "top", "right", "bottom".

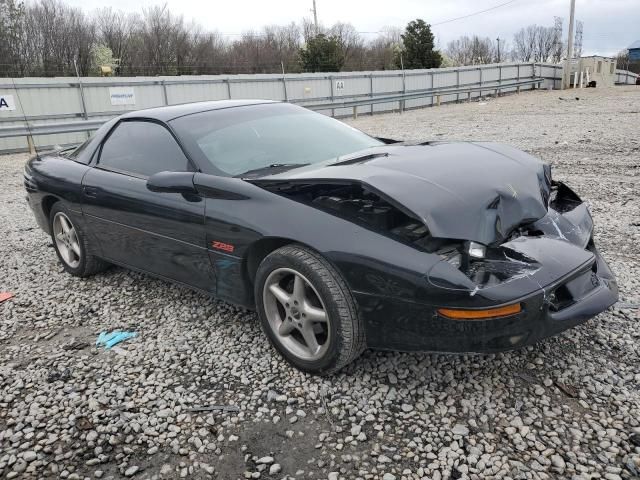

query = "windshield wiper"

[
  {"left": 236, "top": 163, "right": 309, "bottom": 178},
  {"left": 330, "top": 152, "right": 389, "bottom": 166}
]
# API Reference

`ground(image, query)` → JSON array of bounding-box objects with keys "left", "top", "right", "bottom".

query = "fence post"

[
  {"left": 27, "top": 135, "right": 36, "bottom": 155},
  {"left": 329, "top": 75, "right": 335, "bottom": 118},
  {"left": 456, "top": 69, "right": 460, "bottom": 103},
  {"left": 225, "top": 78, "right": 232, "bottom": 99},
  {"left": 430, "top": 72, "right": 434, "bottom": 106},
  {"left": 73, "top": 59, "right": 90, "bottom": 139},
  {"left": 400, "top": 53, "right": 406, "bottom": 113},
  {"left": 161, "top": 80, "right": 169, "bottom": 105},
  {"left": 479, "top": 67, "right": 483, "bottom": 98},
  {"left": 73, "top": 60, "right": 89, "bottom": 121},
  {"left": 280, "top": 61, "right": 288, "bottom": 102},
  {"left": 76, "top": 82, "right": 89, "bottom": 121},
  {"left": 370, "top": 74, "right": 374, "bottom": 115},
  {"left": 497, "top": 65, "right": 502, "bottom": 97}
]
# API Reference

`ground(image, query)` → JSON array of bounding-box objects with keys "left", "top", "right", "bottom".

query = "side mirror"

[{"left": 146, "top": 171, "right": 198, "bottom": 194}]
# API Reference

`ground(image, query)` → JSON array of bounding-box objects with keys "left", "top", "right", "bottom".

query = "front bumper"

[{"left": 358, "top": 245, "right": 618, "bottom": 353}]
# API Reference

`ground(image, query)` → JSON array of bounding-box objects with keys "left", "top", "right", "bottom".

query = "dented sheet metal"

[{"left": 257, "top": 141, "right": 551, "bottom": 245}]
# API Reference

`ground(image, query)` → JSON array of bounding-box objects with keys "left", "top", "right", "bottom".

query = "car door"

[{"left": 81, "top": 119, "right": 215, "bottom": 292}]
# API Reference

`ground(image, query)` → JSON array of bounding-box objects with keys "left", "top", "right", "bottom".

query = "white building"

[{"left": 570, "top": 56, "right": 617, "bottom": 87}]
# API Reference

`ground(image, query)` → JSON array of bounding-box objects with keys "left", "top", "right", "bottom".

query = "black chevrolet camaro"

[{"left": 24, "top": 100, "right": 618, "bottom": 374}]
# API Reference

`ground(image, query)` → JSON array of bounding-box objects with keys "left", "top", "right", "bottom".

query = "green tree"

[
  {"left": 299, "top": 34, "right": 345, "bottom": 72},
  {"left": 397, "top": 19, "right": 442, "bottom": 69}
]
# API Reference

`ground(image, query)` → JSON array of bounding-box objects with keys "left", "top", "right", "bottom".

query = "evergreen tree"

[
  {"left": 299, "top": 34, "right": 345, "bottom": 72},
  {"left": 397, "top": 19, "right": 442, "bottom": 69}
]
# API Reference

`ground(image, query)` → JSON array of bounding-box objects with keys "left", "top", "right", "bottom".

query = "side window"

[{"left": 99, "top": 121, "right": 193, "bottom": 177}]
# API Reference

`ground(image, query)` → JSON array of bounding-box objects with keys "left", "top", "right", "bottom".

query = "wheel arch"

[
  {"left": 244, "top": 237, "right": 352, "bottom": 290},
  {"left": 244, "top": 237, "right": 296, "bottom": 288},
  {"left": 41, "top": 195, "right": 61, "bottom": 232}
]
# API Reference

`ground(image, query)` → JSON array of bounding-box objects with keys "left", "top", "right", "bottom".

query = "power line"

[
  {"left": 431, "top": 0, "right": 522, "bottom": 26},
  {"left": 207, "top": 0, "right": 523, "bottom": 37}
]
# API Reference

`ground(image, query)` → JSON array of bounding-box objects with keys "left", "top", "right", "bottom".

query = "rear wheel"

[
  {"left": 49, "top": 203, "right": 108, "bottom": 277},
  {"left": 255, "top": 245, "right": 365, "bottom": 375}
]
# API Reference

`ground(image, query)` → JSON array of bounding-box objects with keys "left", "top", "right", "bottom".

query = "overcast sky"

[{"left": 66, "top": 0, "right": 639, "bottom": 56}]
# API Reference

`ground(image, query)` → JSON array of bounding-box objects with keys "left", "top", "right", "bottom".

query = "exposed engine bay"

[
  {"left": 259, "top": 176, "right": 596, "bottom": 299},
  {"left": 263, "top": 181, "right": 451, "bottom": 252}
]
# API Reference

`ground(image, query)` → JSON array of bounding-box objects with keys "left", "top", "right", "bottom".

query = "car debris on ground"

[
  {"left": 0, "top": 292, "right": 13, "bottom": 303},
  {"left": 95, "top": 330, "right": 138, "bottom": 349}
]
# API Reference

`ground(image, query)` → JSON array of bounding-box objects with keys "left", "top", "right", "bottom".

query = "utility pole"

[
  {"left": 563, "top": 0, "right": 576, "bottom": 89},
  {"left": 496, "top": 37, "right": 501, "bottom": 63},
  {"left": 312, "top": 0, "right": 319, "bottom": 34}
]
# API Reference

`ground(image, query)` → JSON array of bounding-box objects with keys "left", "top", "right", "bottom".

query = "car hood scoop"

[{"left": 254, "top": 141, "right": 552, "bottom": 245}]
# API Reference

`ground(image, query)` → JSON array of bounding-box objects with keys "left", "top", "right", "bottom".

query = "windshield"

[{"left": 170, "top": 103, "right": 383, "bottom": 176}]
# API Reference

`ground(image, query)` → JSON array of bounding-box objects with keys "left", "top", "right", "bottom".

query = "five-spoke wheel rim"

[
  {"left": 263, "top": 268, "right": 330, "bottom": 361},
  {"left": 53, "top": 212, "right": 81, "bottom": 269}
]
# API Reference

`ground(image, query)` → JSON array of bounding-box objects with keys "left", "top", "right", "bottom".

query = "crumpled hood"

[{"left": 258, "top": 141, "right": 551, "bottom": 245}]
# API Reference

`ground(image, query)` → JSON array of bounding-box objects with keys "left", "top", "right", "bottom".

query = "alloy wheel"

[
  {"left": 263, "top": 267, "right": 330, "bottom": 361},
  {"left": 53, "top": 212, "right": 82, "bottom": 269}
]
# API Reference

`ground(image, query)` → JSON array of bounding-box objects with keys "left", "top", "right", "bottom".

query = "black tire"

[
  {"left": 49, "top": 202, "right": 109, "bottom": 277},
  {"left": 255, "top": 244, "right": 365, "bottom": 375}
]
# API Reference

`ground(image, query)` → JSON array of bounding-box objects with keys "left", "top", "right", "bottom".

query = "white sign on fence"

[
  {"left": 109, "top": 87, "right": 136, "bottom": 106},
  {"left": 0, "top": 94, "right": 16, "bottom": 111},
  {"left": 335, "top": 80, "right": 345, "bottom": 91}
]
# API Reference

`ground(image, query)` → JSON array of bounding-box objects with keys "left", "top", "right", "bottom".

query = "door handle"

[{"left": 83, "top": 186, "right": 98, "bottom": 198}]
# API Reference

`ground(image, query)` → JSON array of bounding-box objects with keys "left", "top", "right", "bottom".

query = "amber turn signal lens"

[{"left": 437, "top": 303, "right": 522, "bottom": 320}]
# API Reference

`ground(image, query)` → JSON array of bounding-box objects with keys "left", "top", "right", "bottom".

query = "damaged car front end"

[{"left": 252, "top": 141, "right": 618, "bottom": 353}]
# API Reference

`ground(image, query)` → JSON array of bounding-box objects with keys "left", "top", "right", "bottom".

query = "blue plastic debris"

[{"left": 96, "top": 331, "right": 138, "bottom": 349}]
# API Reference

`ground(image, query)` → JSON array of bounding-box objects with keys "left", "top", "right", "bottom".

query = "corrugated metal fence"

[{"left": 0, "top": 62, "right": 636, "bottom": 153}]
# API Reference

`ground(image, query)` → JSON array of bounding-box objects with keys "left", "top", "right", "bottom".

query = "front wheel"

[{"left": 255, "top": 245, "right": 365, "bottom": 375}]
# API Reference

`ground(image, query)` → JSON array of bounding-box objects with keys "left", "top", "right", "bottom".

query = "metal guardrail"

[
  {"left": 0, "top": 78, "right": 544, "bottom": 146},
  {"left": 305, "top": 78, "right": 543, "bottom": 114},
  {"left": 0, "top": 119, "right": 105, "bottom": 139},
  {"left": 614, "top": 70, "right": 639, "bottom": 85}
]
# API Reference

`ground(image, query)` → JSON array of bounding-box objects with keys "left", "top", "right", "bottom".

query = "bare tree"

[
  {"left": 2, "top": 0, "right": 574, "bottom": 78},
  {"left": 94, "top": 8, "right": 136, "bottom": 71},
  {"left": 367, "top": 26, "right": 402, "bottom": 70},
  {"left": 446, "top": 36, "right": 496, "bottom": 66},
  {"left": 328, "top": 22, "right": 364, "bottom": 70},
  {"left": 513, "top": 25, "right": 537, "bottom": 62},
  {"left": 534, "top": 26, "right": 557, "bottom": 62},
  {"left": 18, "top": 0, "right": 95, "bottom": 76},
  {"left": 0, "top": 0, "right": 26, "bottom": 75},
  {"left": 513, "top": 24, "right": 561, "bottom": 63}
]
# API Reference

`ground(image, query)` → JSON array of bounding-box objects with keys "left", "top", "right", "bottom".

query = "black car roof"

[{"left": 120, "top": 99, "right": 278, "bottom": 122}]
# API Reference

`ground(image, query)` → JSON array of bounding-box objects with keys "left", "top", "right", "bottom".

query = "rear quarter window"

[{"left": 99, "top": 120, "right": 193, "bottom": 177}]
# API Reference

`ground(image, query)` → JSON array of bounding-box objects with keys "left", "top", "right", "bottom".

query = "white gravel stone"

[
  {"left": 22, "top": 451, "right": 37, "bottom": 462},
  {"left": 124, "top": 466, "right": 139, "bottom": 477},
  {"left": 452, "top": 424, "right": 469, "bottom": 436}
]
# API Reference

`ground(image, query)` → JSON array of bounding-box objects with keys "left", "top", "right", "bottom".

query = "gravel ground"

[{"left": 1, "top": 86, "right": 639, "bottom": 480}]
